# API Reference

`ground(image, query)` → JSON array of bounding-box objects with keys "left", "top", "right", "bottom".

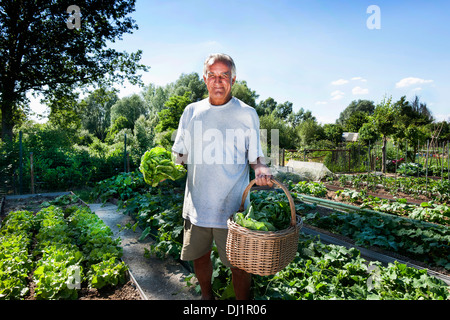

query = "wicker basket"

[{"left": 226, "top": 178, "right": 303, "bottom": 276}]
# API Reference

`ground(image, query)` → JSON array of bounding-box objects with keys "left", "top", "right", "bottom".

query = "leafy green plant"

[
  {"left": 304, "top": 209, "right": 450, "bottom": 270},
  {"left": 87, "top": 258, "right": 128, "bottom": 289},
  {"left": 290, "top": 181, "right": 327, "bottom": 197},
  {"left": 139, "top": 146, "right": 186, "bottom": 187},
  {"left": 234, "top": 200, "right": 290, "bottom": 231},
  {"left": 1, "top": 201, "right": 129, "bottom": 300},
  {"left": 0, "top": 212, "right": 35, "bottom": 300}
]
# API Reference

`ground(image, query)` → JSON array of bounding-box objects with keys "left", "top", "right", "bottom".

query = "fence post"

[
  {"left": 30, "top": 152, "right": 35, "bottom": 194},
  {"left": 441, "top": 142, "right": 444, "bottom": 181},
  {"left": 127, "top": 152, "right": 130, "bottom": 173},
  {"left": 124, "top": 133, "right": 127, "bottom": 173},
  {"left": 425, "top": 140, "right": 429, "bottom": 191},
  {"left": 447, "top": 140, "right": 450, "bottom": 181},
  {"left": 19, "top": 131, "right": 23, "bottom": 195}
]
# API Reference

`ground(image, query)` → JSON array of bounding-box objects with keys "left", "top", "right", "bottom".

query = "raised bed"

[{"left": 0, "top": 192, "right": 143, "bottom": 300}]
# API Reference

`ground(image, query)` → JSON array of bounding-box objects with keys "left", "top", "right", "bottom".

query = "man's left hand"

[{"left": 252, "top": 162, "right": 273, "bottom": 187}]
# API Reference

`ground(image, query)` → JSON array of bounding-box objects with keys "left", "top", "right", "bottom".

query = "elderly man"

[{"left": 172, "top": 53, "right": 272, "bottom": 300}]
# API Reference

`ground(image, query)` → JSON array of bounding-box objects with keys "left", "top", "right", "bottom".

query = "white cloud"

[
  {"left": 352, "top": 86, "right": 369, "bottom": 95},
  {"left": 395, "top": 77, "right": 433, "bottom": 88},
  {"left": 434, "top": 113, "right": 450, "bottom": 122},
  {"left": 331, "top": 90, "right": 345, "bottom": 100},
  {"left": 331, "top": 79, "right": 348, "bottom": 85},
  {"left": 315, "top": 101, "right": 328, "bottom": 105},
  {"left": 351, "top": 77, "right": 367, "bottom": 82}
]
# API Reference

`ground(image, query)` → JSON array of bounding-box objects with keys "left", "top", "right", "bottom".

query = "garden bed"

[
  {"left": 303, "top": 204, "right": 450, "bottom": 277},
  {"left": 1, "top": 193, "right": 142, "bottom": 300}
]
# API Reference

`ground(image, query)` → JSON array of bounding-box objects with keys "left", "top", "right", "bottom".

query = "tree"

[
  {"left": 255, "top": 97, "right": 277, "bottom": 116},
  {"left": 323, "top": 123, "right": 344, "bottom": 146},
  {"left": 371, "top": 96, "right": 399, "bottom": 172},
  {"left": 336, "top": 99, "right": 375, "bottom": 127},
  {"left": 154, "top": 92, "right": 192, "bottom": 149},
  {"left": 142, "top": 83, "right": 170, "bottom": 117},
  {"left": 259, "top": 114, "right": 298, "bottom": 150},
  {"left": 297, "top": 119, "right": 325, "bottom": 148},
  {"left": 0, "top": 0, "right": 148, "bottom": 140},
  {"left": 272, "top": 101, "right": 293, "bottom": 120},
  {"left": 110, "top": 94, "right": 146, "bottom": 131},
  {"left": 344, "top": 111, "right": 370, "bottom": 133},
  {"left": 79, "top": 88, "right": 118, "bottom": 141},
  {"left": 231, "top": 80, "right": 259, "bottom": 107},
  {"left": 287, "top": 107, "right": 315, "bottom": 127},
  {"left": 358, "top": 121, "right": 379, "bottom": 146},
  {"left": 168, "top": 72, "right": 208, "bottom": 103}
]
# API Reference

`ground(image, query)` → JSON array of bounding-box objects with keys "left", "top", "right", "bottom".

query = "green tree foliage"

[
  {"left": 288, "top": 107, "right": 315, "bottom": 127},
  {"left": 323, "top": 123, "right": 344, "bottom": 146},
  {"left": 297, "top": 119, "right": 325, "bottom": 148},
  {"left": 142, "top": 84, "right": 170, "bottom": 117},
  {"left": 110, "top": 94, "right": 147, "bottom": 131},
  {"left": 344, "top": 111, "right": 370, "bottom": 133},
  {"left": 255, "top": 97, "right": 277, "bottom": 116},
  {"left": 231, "top": 80, "right": 259, "bottom": 107},
  {"left": 371, "top": 96, "right": 399, "bottom": 172},
  {"left": 337, "top": 100, "right": 375, "bottom": 128},
  {"left": 155, "top": 92, "right": 192, "bottom": 150},
  {"left": 79, "top": 88, "right": 119, "bottom": 141},
  {"left": 272, "top": 101, "right": 293, "bottom": 120},
  {"left": 168, "top": 73, "right": 208, "bottom": 103},
  {"left": 0, "top": 0, "right": 148, "bottom": 140},
  {"left": 46, "top": 92, "right": 82, "bottom": 131},
  {"left": 358, "top": 121, "right": 380, "bottom": 146},
  {"left": 259, "top": 114, "right": 298, "bottom": 150}
]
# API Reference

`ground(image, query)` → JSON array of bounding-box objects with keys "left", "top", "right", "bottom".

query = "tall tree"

[
  {"left": 255, "top": 97, "right": 277, "bottom": 116},
  {"left": 169, "top": 72, "right": 208, "bottom": 103},
  {"left": 231, "top": 80, "right": 259, "bottom": 107},
  {"left": 0, "top": 0, "right": 148, "bottom": 140},
  {"left": 110, "top": 94, "right": 146, "bottom": 130},
  {"left": 336, "top": 99, "right": 375, "bottom": 127},
  {"left": 372, "top": 96, "right": 399, "bottom": 172},
  {"left": 79, "top": 88, "right": 118, "bottom": 141}
]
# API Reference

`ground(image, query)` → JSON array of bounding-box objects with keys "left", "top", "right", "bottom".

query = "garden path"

[{"left": 90, "top": 202, "right": 198, "bottom": 300}]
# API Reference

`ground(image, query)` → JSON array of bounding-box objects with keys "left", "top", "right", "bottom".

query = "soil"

[
  {"left": 1, "top": 194, "right": 142, "bottom": 300},
  {"left": 323, "top": 181, "right": 433, "bottom": 205}
]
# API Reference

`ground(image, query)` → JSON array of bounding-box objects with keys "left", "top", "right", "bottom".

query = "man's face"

[{"left": 203, "top": 61, "right": 236, "bottom": 106}]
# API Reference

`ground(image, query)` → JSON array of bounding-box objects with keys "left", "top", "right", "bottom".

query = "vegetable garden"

[
  {"left": 0, "top": 194, "right": 139, "bottom": 300},
  {"left": 1, "top": 146, "right": 449, "bottom": 300},
  {"left": 84, "top": 152, "right": 449, "bottom": 300}
]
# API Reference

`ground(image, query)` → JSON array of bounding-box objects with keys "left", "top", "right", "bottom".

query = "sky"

[{"left": 30, "top": 0, "right": 450, "bottom": 124}]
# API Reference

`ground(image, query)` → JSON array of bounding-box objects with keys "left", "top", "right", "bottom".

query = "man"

[{"left": 172, "top": 53, "right": 272, "bottom": 300}]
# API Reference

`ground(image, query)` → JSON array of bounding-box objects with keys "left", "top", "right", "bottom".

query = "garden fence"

[{"left": 0, "top": 132, "right": 132, "bottom": 196}]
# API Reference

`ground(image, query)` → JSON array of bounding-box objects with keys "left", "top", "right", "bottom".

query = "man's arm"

[
  {"left": 174, "top": 152, "right": 188, "bottom": 165},
  {"left": 251, "top": 157, "right": 273, "bottom": 187}
]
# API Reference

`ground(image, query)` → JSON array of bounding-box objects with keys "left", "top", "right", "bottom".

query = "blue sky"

[{"left": 31, "top": 0, "right": 450, "bottom": 124}]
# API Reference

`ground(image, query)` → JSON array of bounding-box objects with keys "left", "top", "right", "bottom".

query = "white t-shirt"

[{"left": 172, "top": 97, "right": 264, "bottom": 228}]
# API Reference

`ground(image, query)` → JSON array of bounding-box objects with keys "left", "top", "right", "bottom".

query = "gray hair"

[{"left": 203, "top": 53, "right": 236, "bottom": 79}]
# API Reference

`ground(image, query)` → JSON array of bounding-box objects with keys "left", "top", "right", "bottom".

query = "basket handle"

[{"left": 238, "top": 178, "right": 297, "bottom": 227}]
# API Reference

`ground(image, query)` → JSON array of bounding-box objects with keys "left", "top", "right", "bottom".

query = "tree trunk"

[{"left": 1, "top": 98, "right": 15, "bottom": 141}]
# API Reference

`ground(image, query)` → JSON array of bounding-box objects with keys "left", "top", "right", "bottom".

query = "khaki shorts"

[{"left": 181, "top": 219, "right": 232, "bottom": 268}]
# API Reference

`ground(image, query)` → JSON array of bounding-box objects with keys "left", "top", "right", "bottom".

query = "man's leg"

[
  {"left": 231, "top": 267, "right": 251, "bottom": 300},
  {"left": 193, "top": 250, "right": 214, "bottom": 300}
]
